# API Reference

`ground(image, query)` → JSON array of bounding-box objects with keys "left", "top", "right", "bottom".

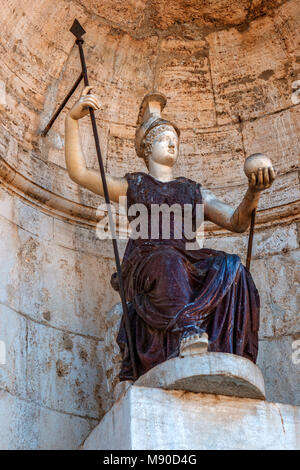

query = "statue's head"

[
  {"left": 142, "top": 123, "right": 179, "bottom": 169},
  {"left": 135, "top": 92, "right": 180, "bottom": 169}
]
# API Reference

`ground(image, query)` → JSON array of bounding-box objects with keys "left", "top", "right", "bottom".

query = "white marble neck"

[{"left": 148, "top": 160, "right": 175, "bottom": 182}]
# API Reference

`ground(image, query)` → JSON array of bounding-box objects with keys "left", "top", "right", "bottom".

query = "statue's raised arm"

[
  {"left": 202, "top": 154, "right": 276, "bottom": 233},
  {"left": 64, "top": 86, "right": 128, "bottom": 202}
]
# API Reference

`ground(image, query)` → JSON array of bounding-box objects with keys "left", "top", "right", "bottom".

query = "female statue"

[{"left": 65, "top": 87, "right": 275, "bottom": 381}]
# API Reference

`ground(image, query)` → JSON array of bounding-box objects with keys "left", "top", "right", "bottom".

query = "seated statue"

[{"left": 65, "top": 87, "right": 275, "bottom": 382}]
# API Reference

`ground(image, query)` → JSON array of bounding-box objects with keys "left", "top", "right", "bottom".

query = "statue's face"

[{"left": 150, "top": 128, "right": 179, "bottom": 167}]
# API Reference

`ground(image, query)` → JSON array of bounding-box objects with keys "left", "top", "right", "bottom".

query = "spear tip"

[{"left": 70, "top": 19, "right": 86, "bottom": 39}]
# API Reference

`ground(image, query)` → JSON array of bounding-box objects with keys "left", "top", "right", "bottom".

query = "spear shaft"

[
  {"left": 246, "top": 208, "right": 256, "bottom": 270},
  {"left": 70, "top": 21, "right": 137, "bottom": 380}
]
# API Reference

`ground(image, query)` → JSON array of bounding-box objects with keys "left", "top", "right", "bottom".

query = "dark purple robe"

[{"left": 111, "top": 172, "right": 260, "bottom": 381}]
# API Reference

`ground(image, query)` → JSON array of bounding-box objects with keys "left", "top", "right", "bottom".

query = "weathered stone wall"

[{"left": 0, "top": 0, "right": 299, "bottom": 449}]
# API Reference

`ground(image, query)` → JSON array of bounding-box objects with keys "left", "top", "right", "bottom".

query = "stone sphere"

[{"left": 244, "top": 153, "right": 273, "bottom": 178}]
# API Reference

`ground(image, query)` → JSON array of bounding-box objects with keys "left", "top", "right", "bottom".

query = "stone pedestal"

[
  {"left": 83, "top": 385, "right": 300, "bottom": 450},
  {"left": 82, "top": 354, "right": 300, "bottom": 450}
]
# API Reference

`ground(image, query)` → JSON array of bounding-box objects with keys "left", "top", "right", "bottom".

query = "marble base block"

[
  {"left": 83, "top": 354, "right": 299, "bottom": 450},
  {"left": 82, "top": 385, "right": 300, "bottom": 450}
]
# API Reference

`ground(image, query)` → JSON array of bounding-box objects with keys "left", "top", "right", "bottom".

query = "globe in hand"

[{"left": 244, "top": 153, "right": 273, "bottom": 178}]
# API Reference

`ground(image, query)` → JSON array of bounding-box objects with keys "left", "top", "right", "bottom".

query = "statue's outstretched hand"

[
  {"left": 68, "top": 86, "right": 101, "bottom": 120},
  {"left": 248, "top": 166, "right": 276, "bottom": 193}
]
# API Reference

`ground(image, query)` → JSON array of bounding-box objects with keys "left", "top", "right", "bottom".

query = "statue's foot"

[{"left": 180, "top": 332, "right": 209, "bottom": 357}]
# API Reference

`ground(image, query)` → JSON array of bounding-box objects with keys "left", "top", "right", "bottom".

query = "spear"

[
  {"left": 41, "top": 19, "right": 138, "bottom": 380},
  {"left": 69, "top": 19, "right": 137, "bottom": 380},
  {"left": 246, "top": 208, "right": 256, "bottom": 270}
]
